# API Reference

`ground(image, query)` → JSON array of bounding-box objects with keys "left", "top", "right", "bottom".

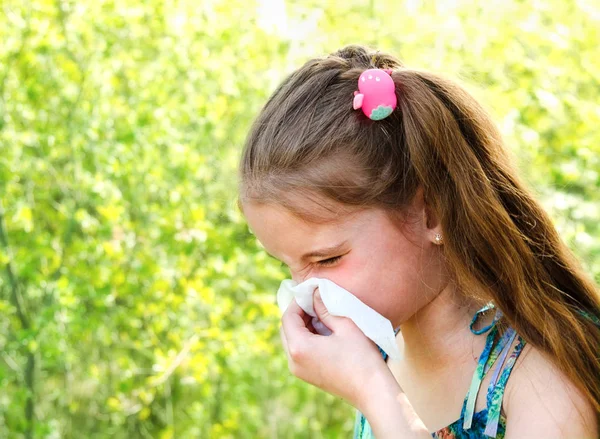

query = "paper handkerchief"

[{"left": 277, "top": 277, "right": 401, "bottom": 361}]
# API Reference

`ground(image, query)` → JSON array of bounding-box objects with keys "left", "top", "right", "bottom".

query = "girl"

[{"left": 239, "top": 45, "right": 600, "bottom": 438}]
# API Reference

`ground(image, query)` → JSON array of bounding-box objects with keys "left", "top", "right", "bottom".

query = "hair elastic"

[{"left": 353, "top": 68, "right": 397, "bottom": 121}]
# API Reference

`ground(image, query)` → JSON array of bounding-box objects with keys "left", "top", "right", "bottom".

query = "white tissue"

[{"left": 277, "top": 277, "right": 401, "bottom": 361}]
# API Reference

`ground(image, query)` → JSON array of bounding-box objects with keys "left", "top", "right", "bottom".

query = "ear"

[{"left": 415, "top": 187, "right": 444, "bottom": 245}]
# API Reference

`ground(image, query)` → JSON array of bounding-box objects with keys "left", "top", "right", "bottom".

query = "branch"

[
  {"left": 0, "top": 199, "right": 35, "bottom": 439},
  {"left": 150, "top": 334, "right": 199, "bottom": 387},
  {"left": 0, "top": 199, "right": 29, "bottom": 329}
]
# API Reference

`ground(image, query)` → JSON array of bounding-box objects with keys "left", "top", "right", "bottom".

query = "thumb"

[{"left": 312, "top": 289, "right": 338, "bottom": 334}]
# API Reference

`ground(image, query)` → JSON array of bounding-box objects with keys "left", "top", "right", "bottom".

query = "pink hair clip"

[{"left": 353, "top": 68, "right": 397, "bottom": 120}]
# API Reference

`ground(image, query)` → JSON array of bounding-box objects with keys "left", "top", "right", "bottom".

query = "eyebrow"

[
  {"left": 300, "top": 241, "right": 348, "bottom": 261},
  {"left": 264, "top": 241, "right": 349, "bottom": 264}
]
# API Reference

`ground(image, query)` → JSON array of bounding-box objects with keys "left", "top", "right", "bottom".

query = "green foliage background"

[{"left": 0, "top": 0, "right": 598, "bottom": 437}]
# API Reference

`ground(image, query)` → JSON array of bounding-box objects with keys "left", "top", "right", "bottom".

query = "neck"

[{"left": 398, "top": 282, "right": 483, "bottom": 372}]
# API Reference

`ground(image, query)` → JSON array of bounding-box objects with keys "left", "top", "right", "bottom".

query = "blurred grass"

[{"left": 0, "top": 0, "right": 598, "bottom": 437}]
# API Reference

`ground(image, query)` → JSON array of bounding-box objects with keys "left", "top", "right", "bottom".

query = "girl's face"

[{"left": 242, "top": 197, "right": 449, "bottom": 327}]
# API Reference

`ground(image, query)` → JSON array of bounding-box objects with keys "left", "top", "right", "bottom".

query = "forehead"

[
  {"left": 242, "top": 201, "right": 344, "bottom": 253},
  {"left": 244, "top": 202, "right": 352, "bottom": 256},
  {"left": 242, "top": 200, "right": 396, "bottom": 263}
]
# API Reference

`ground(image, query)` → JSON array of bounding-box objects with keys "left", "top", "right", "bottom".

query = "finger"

[
  {"left": 288, "top": 298, "right": 311, "bottom": 323},
  {"left": 282, "top": 299, "right": 314, "bottom": 342},
  {"left": 284, "top": 291, "right": 320, "bottom": 334},
  {"left": 287, "top": 300, "right": 317, "bottom": 333},
  {"left": 298, "top": 307, "right": 317, "bottom": 334},
  {"left": 312, "top": 289, "right": 336, "bottom": 332},
  {"left": 306, "top": 318, "right": 317, "bottom": 334},
  {"left": 311, "top": 316, "right": 333, "bottom": 336},
  {"left": 288, "top": 300, "right": 312, "bottom": 326},
  {"left": 281, "top": 299, "right": 318, "bottom": 365}
]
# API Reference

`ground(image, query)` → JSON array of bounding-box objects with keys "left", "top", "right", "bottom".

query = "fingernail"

[{"left": 312, "top": 318, "right": 332, "bottom": 336}]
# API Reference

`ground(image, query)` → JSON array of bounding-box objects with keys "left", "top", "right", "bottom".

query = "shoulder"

[{"left": 503, "top": 341, "right": 598, "bottom": 438}]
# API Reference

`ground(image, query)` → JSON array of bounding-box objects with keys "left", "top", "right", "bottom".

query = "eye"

[{"left": 316, "top": 256, "right": 342, "bottom": 267}]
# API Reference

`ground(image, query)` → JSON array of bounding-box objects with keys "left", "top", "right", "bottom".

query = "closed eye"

[{"left": 315, "top": 255, "right": 342, "bottom": 267}]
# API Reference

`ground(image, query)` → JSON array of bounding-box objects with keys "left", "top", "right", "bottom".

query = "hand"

[{"left": 279, "top": 289, "right": 390, "bottom": 410}]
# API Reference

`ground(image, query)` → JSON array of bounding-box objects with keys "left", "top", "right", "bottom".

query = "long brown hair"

[{"left": 239, "top": 45, "right": 600, "bottom": 413}]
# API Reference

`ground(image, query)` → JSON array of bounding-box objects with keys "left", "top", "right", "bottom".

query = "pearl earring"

[{"left": 434, "top": 233, "right": 443, "bottom": 245}]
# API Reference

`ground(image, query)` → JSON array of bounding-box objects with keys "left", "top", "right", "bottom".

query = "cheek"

[{"left": 325, "top": 241, "right": 427, "bottom": 321}]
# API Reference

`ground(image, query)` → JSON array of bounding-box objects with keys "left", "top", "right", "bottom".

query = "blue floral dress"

[{"left": 354, "top": 305, "right": 525, "bottom": 439}]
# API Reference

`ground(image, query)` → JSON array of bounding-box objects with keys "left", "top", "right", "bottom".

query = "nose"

[{"left": 290, "top": 268, "right": 311, "bottom": 284}]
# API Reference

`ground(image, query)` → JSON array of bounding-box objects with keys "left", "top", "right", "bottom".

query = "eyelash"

[
  {"left": 276, "top": 255, "right": 343, "bottom": 269},
  {"left": 315, "top": 256, "right": 342, "bottom": 267}
]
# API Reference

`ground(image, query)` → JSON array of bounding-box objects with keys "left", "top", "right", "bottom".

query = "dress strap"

[
  {"left": 484, "top": 334, "right": 526, "bottom": 437},
  {"left": 462, "top": 326, "right": 514, "bottom": 430},
  {"left": 486, "top": 330, "right": 517, "bottom": 393},
  {"left": 470, "top": 303, "right": 503, "bottom": 335}
]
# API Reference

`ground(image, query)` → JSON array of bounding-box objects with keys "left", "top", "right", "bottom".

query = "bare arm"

[
  {"left": 504, "top": 346, "right": 598, "bottom": 438},
  {"left": 359, "top": 367, "right": 431, "bottom": 439}
]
